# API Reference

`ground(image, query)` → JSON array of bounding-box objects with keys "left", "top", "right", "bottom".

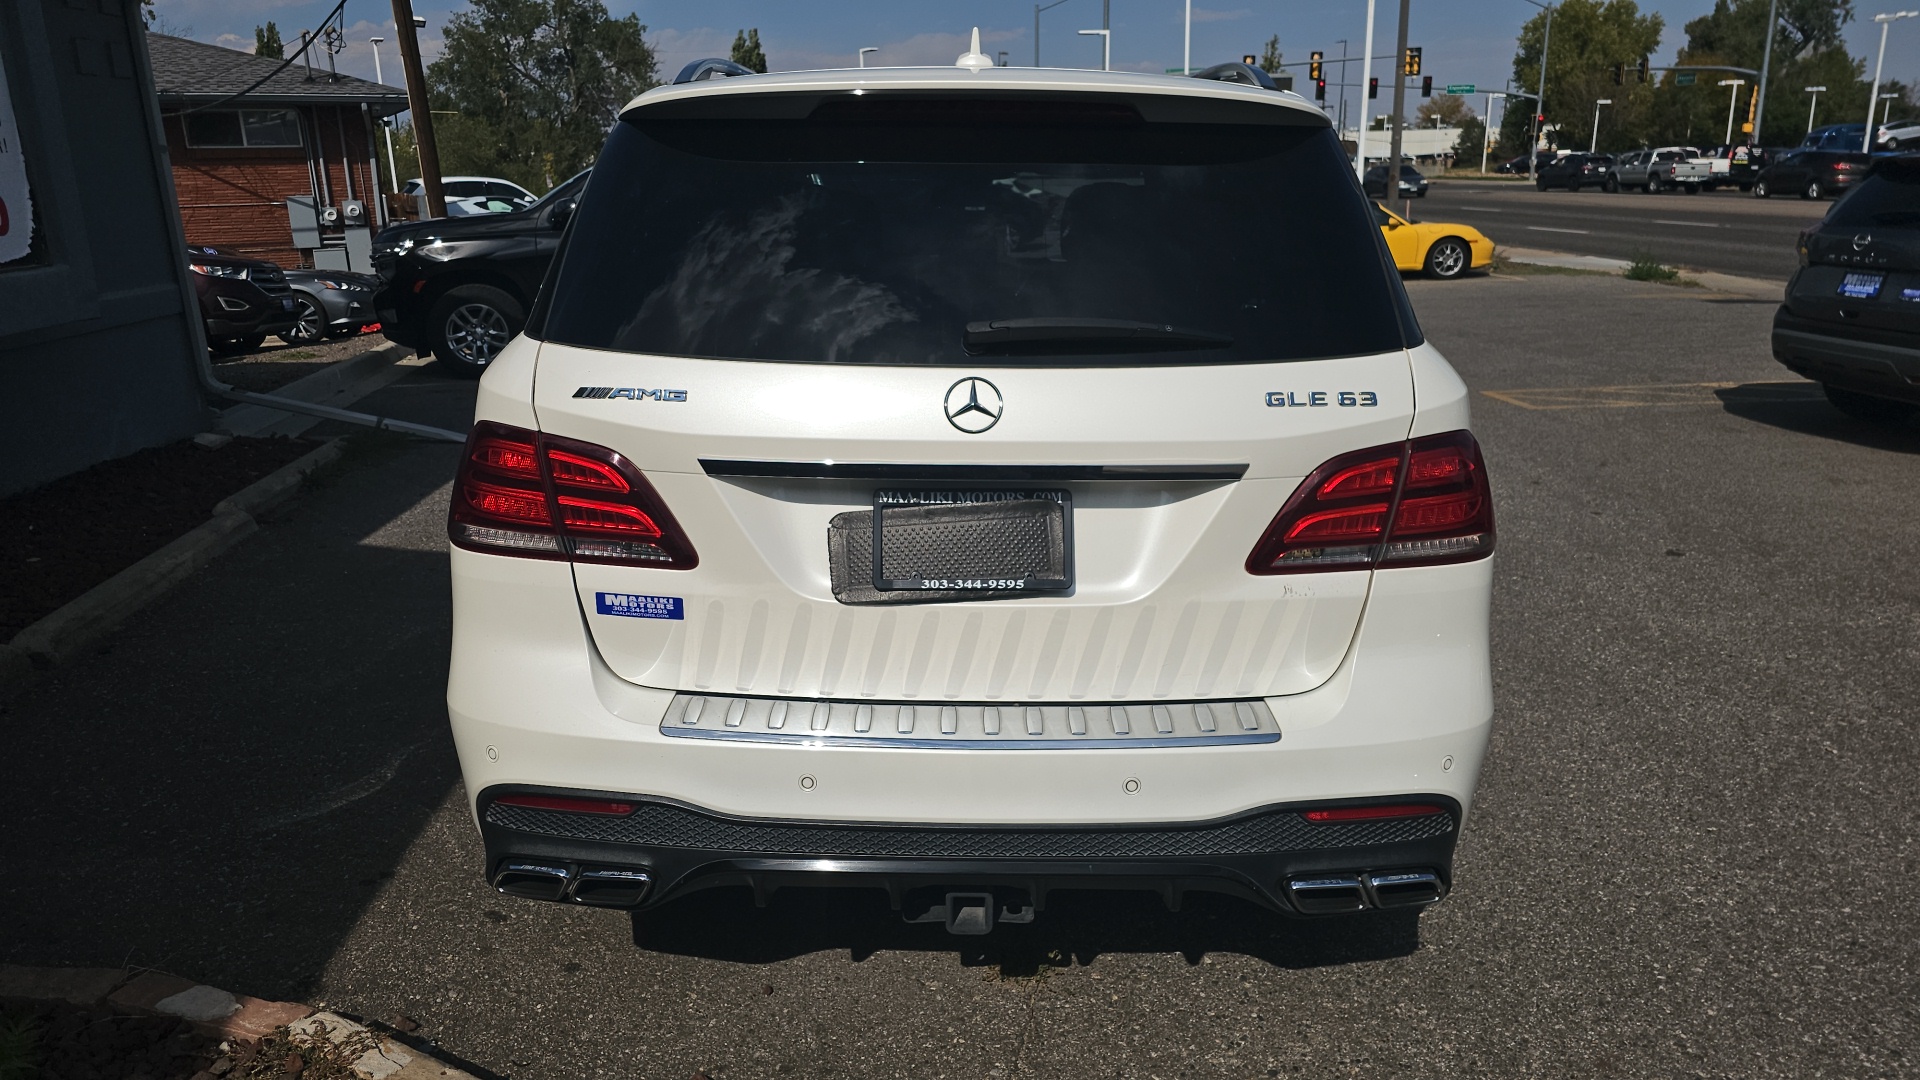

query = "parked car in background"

[
  {"left": 403, "top": 176, "right": 538, "bottom": 217},
  {"left": 372, "top": 169, "right": 590, "bottom": 374},
  {"left": 1535, "top": 152, "right": 1613, "bottom": 191},
  {"left": 186, "top": 245, "right": 299, "bottom": 355},
  {"left": 1374, "top": 201, "right": 1493, "bottom": 278},
  {"left": 1877, "top": 118, "right": 1920, "bottom": 150},
  {"left": 1609, "top": 147, "right": 1701, "bottom": 192},
  {"left": 1752, "top": 149, "right": 1872, "bottom": 199},
  {"left": 1772, "top": 153, "right": 1920, "bottom": 424},
  {"left": 281, "top": 269, "right": 381, "bottom": 345},
  {"left": 1696, "top": 144, "right": 1775, "bottom": 191},
  {"left": 1364, "top": 163, "right": 1429, "bottom": 198},
  {"left": 1802, "top": 123, "right": 1870, "bottom": 151}
]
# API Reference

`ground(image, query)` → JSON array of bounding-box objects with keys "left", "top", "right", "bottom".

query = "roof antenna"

[{"left": 955, "top": 27, "right": 993, "bottom": 71}]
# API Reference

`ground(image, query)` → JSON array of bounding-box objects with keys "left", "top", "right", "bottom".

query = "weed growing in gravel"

[
  {"left": 1624, "top": 254, "right": 1680, "bottom": 282},
  {"left": 0, "top": 1013, "right": 38, "bottom": 1080}
]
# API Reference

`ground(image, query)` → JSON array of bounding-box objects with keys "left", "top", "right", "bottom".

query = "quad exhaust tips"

[
  {"left": 492, "top": 860, "right": 653, "bottom": 907},
  {"left": 1286, "top": 869, "right": 1445, "bottom": 914}
]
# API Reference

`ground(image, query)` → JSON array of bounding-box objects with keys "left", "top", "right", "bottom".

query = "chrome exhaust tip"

[
  {"left": 1365, "top": 869, "right": 1445, "bottom": 908},
  {"left": 1286, "top": 875, "right": 1368, "bottom": 914},
  {"left": 569, "top": 867, "right": 653, "bottom": 908},
  {"left": 492, "top": 860, "right": 572, "bottom": 901}
]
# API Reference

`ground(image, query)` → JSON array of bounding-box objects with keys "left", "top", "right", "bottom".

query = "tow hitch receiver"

[{"left": 904, "top": 890, "right": 1038, "bottom": 935}]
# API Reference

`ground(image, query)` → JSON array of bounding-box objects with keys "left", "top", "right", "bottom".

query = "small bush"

[
  {"left": 0, "top": 1013, "right": 39, "bottom": 1080},
  {"left": 1624, "top": 254, "right": 1679, "bottom": 282}
]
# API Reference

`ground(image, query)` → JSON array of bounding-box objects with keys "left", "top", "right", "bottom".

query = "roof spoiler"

[
  {"left": 673, "top": 58, "right": 758, "bottom": 85},
  {"left": 1190, "top": 62, "right": 1276, "bottom": 91}
]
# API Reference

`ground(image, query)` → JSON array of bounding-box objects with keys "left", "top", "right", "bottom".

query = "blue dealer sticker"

[{"left": 595, "top": 593, "right": 684, "bottom": 620}]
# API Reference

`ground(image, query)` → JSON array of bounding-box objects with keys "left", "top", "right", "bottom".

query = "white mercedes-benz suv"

[{"left": 446, "top": 47, "right": 1494, "bottom": 933}]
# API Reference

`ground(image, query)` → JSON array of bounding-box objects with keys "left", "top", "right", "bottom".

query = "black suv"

[
  {"left": 1535, "top": 153, "right": 1612, "bottom": 191},
  {"left": 187, "top": 246, "right": 300, "bottom": 355},
  {"left": 371, "top": 170, "right": 590, "bottom": 375},
  {"left": 1772, "top": 154, "right": 1920, "bottom": 424}
]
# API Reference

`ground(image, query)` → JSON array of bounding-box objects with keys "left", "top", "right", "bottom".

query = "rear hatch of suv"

[
  {"left": 1788, "top": 155, "right": 1920, "bottom": 339},
  {"left": 491, "top": 81, "right": 1442, "bottom": 703}
]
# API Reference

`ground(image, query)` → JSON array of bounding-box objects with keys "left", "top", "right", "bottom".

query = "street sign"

[
  {"left": 1676, "top": 72, "right": 1697, "bottom": 86},
  {"left": 1446, "top": 84, "right": 1475, "bottom": 94}
]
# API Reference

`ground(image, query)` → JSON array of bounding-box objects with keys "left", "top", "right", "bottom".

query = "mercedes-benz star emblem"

[{"left": 943, "top": 377, "right": 1004, "bottom": 433}]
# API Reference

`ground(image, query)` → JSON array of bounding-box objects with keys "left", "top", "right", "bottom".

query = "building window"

[{"left": 182, "top": 109, "right": 302, "bottom": 148}]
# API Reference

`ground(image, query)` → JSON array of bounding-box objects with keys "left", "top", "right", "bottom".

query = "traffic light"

[
  {"left": 1315, "top": 77, "right": 1327, "bottom": 101},
  {"left": 1369, "top": 77, "right": 1379, "bottom": 99},
  {"left": 1310, "top": 51, "right": 1323, "bottom": 81},
  {"left": 1535, "top": 113, "right": 1546, "bottom": 125},
  {"left": 1612, "top": 64, "right": 1624, "bottom": 86},
  {"left": 1638, "top": 57, "right": 1649, "bottom": 83},
  {"left": 1403, "top": 46, "right": 1421, "bottom": 76},
  {"left": 1421, "top": 76, "right": 1432, "bottom": 98}
]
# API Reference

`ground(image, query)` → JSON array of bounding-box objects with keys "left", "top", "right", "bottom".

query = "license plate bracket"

[{"left": 871, "top": 488, "right": 1073, "bottom": 593}]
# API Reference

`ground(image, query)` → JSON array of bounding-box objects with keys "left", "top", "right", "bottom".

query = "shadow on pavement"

[
  {"left": 630, "top": 886, "right": 1421, "bottom": 974},
  {"left": 1716, "top": 381, "right": 1920, "bottom": 451},
  {"left": 0, "top": 438, "right": 467, "bottom": 1000}
]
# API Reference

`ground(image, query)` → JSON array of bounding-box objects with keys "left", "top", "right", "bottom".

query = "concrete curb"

[
  {"left": 1498, "top": 246, "right": 1786, "bottom": 300},
  {"left": 219, "top": 341, "right": 412, "bottom": 438},
  {"left": 2, "top": 436, "right": 346, "bottom": 692},
  {"left": 0, "top": 964, "right": 481, "bottom": 1079}
]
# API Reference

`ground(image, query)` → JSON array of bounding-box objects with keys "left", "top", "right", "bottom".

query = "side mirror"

[
  {"left": 1383, "top": 218, "right": 1401, "bottom": 229},
  {"left": 548, "top": 199, "right": 577, "bottom": 231}
]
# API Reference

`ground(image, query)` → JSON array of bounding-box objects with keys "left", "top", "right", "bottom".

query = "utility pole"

[
  {"left": 1752, "top": 0, "right": 1777, "bottom": 145},
  {"left": 1864, "top": 12, "right": 1918, "bottom": 152},
  {"left": 1336, "top": 39, "right": 1350, "bottom": 133},
  {"left": 1388, "top": 0, "right": 1411, "bottom": 186},
  {"left": 390, "top": 0, "right": 444, "bottom": 219},
  {"left": 1184, "top": 0, "right": 1191, "bottom": 75}
]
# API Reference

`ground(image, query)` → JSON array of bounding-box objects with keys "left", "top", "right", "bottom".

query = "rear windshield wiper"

[{"left": 963, "top": 317, "right": 1232, "bottom": 355}]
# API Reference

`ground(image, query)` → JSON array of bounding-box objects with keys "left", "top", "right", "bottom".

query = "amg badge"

[{"left": 573, "top": 387, "right": 688, "bottom": 401}]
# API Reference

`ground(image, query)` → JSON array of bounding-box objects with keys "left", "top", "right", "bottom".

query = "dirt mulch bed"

[
  {"left": 0, "top": 1004, "right": 380, "bottom": 1080},
  {"left": 1, "top": 436, "right": 320, "bottom": 639},
  {"left": 0, "top": 1002, "right": 221, "bottom": 1080},
  {"left": 212, "top": 332, "right": 391, "bottom": 394}
]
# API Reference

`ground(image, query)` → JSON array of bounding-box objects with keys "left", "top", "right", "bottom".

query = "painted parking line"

[
  {"left": 1480, "top": 381, "right": 1818, "bottom": 410},
  {"left": 1653, "top": 219, "right": 1721, "bottom": 228},
  {"left": 1525, "top": 225, "right": 1591, "bottom": 234}
]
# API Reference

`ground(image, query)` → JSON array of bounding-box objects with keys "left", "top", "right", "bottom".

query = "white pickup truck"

[{"left": 1609, "top": 146, "right": 1712, "bottom": 193}]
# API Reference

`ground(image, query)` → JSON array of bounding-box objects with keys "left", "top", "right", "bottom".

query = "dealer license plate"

[{"left": 1839, "top": 272, "right": 1884, "bottom": 300}]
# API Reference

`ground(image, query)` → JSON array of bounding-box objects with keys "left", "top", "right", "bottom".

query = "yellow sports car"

[{"left": 1375, "top": 202, "right": 1494, "bottom": 279}]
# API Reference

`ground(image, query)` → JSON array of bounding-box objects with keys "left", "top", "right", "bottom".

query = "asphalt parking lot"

[{"left": 5, "top": 268, "right": 1917, "bottom": 1078}]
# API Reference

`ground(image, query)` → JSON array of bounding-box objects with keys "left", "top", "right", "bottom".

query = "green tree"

[
  {"left": 254, "top": 21, "right": 284, "bottom": 60},
  {"left": 731, "top": 28, "right": 768, "bottom": 73},
  {"left": 1453, "top": 115, "right": 1488, "bottom": 161},
  {"left": 1499, "top": 0, "right": 1664, "bottom": 154},
  {"left": 1670, "top": 0, "right": 1874, "bottom": 146},
  {"left": 1258, "top": 35, "right": 1282, "bottom": 74},
  {"left": 1416, "top": 93, "right": 1475, "bottom": 127},
  {"left": 427, "top": 0, "right": 659, "bottom": 193}
]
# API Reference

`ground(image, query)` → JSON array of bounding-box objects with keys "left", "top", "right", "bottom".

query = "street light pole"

[
  {"left": 858, "top": 46, "right": 878, "bottom": 67},
  {"left": 1356, "top": 0, "right": 1378, "bottom": 178},
  {"left": 1719, "top": 79, "right": 1746, "bottom": 145},
  {"left": 1592, "top": 98, "right": 1612, "bottom": 152},
  {"left": 1805, "top": 86, "right": 1826, "bottom": 132},
  {"left": 1753, "top": 0, "right": 1778, "bottom": 145},
  {"left": 1184, "top": 0, "right": 1191, "bottom": 74},
  {"left": 1077, "top": 28, "right": 1110, "bottom": 71},
  {"left": 1865, "top": 12, "right": 1919, "bottom": 152},
  {"left": 1484, "top": 91, "right": 1508, "bottom": 173},
  {"left": 370, "top": 36, "right": 398, "bottom": 193},
  {"left": 1337, "top": 39, "right": 1350, "bottom": 134},
  {"left": 1520, "top": 0, "right": 1554, "bottom": 182}
]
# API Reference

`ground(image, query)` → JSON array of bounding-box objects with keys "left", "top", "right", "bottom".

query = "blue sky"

[{"left": 150, "top": 0, "right": 1920, "bottom": 124}]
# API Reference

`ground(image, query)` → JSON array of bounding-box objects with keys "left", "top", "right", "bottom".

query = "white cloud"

[{"left": 212, "top": 32, "right": 253, "bottom": 53}]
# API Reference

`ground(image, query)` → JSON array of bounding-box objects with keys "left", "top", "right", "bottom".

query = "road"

[
  {"left": 4, "top": 280, "right": 1918, "bottom": 1077},
  {"left": 1414, "top": 179, "right": 1829, "bottom": 281}
]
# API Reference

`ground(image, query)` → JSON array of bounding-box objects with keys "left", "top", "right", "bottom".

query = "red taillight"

[
  {"left": 493, "top": 793, "right": 636, "bottom": 815},
  {"left": 449, "top": 421, "right": 698, "bottom": 567},
  {"left": 1246, "top": 430, "right": 1494, "bottom": 574},
  {"left": 1302, "top": 804, "right": 1446, "bottom": 823}
]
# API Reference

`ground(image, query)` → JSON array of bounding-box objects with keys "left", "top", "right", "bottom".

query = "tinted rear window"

[
  {"left": 538, "top": 93, "right": 1418, "bottom": 366},
  {"left": 1829, "top": 160, "right": 1920, "bottom": 227}
]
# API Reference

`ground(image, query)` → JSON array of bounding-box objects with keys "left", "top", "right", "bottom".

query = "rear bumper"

[
  {"left": 475, "top": 788, "right": 1461, "bottom": 915},
  {"left": 1772, "top": 309, "right": 1920, "bottom": 403},
  {"left": 447, "top": 546, "right": 1495, "bottom": 913}
]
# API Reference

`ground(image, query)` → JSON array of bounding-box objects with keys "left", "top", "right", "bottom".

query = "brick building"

[{"left": 148, "top": 34, "right": 406, "bottom": 268}]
